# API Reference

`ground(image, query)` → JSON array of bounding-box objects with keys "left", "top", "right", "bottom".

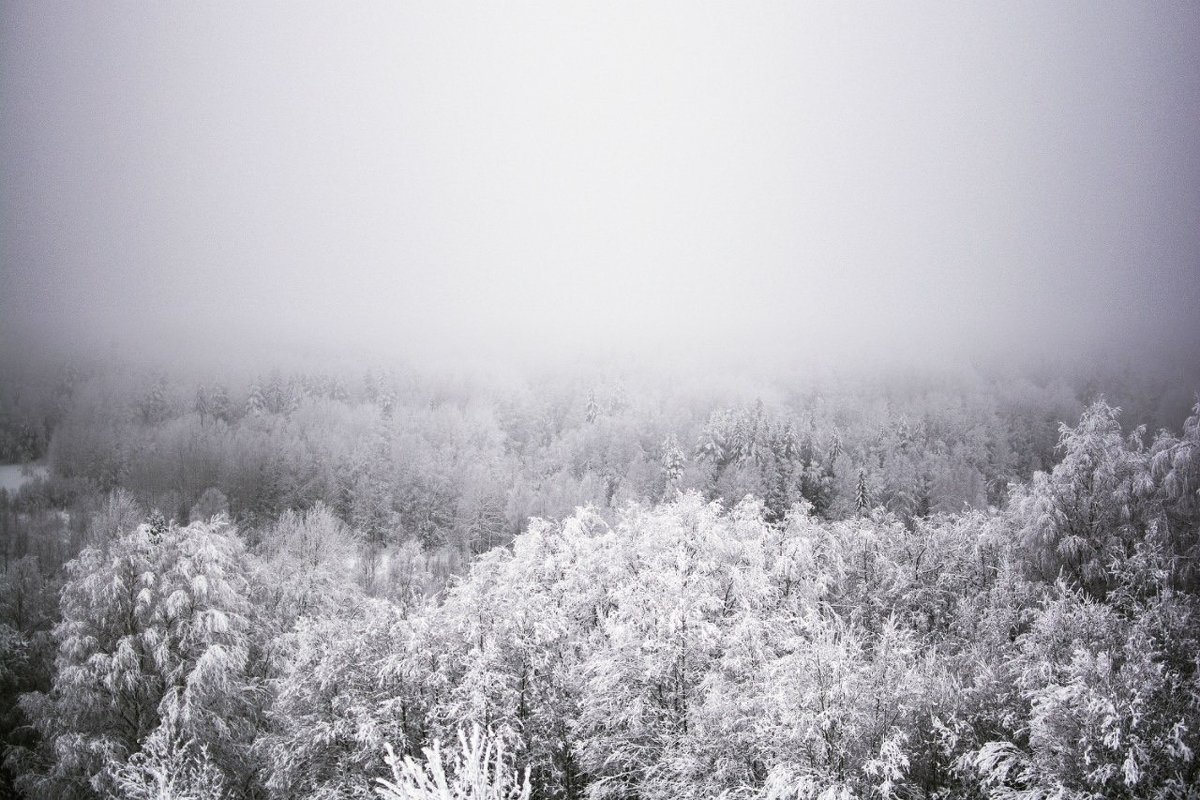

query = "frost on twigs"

[
  {"left": 107, "top": 724, "right": 227, "bottom": 800},
  {"left": 9, "top": 516, "right": 260, "bottom": 798},
  {"left": 376, "top": 726, "right": 531, "bottom": 800}
]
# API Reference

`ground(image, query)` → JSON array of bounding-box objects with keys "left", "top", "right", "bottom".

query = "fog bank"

[{"left": 3, "top": 3, "right": 1198, "bottom": 372}]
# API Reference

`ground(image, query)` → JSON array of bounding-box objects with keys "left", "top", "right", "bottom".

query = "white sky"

[{"left": 2, "top": 2, "right": 1198, "bottom": 369}]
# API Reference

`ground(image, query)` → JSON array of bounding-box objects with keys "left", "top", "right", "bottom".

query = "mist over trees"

[
  {"left": 3, "top": 2, "right": 1200, "bottom": 798},
  {"left": 1, "top": 358, "right": 1198, "bottom": 799}
]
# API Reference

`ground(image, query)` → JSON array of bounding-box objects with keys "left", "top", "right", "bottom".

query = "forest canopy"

[
  {"left": 4, "top": 2, "right": 1199, "bottom": 798},
  {"left": 1, "top": 360, "right": 1198, "bottom": 799}
]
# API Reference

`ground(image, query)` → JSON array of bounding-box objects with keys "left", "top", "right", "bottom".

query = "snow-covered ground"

[{"left": 0, "top": 462, "right": 48, "bottom": 493}]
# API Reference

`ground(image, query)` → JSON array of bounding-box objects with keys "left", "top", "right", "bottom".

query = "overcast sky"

[{"left": 2, "top": 2, "right": 1198, "bottom": 370}]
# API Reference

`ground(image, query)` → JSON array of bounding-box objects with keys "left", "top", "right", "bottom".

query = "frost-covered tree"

[
  {"left": 138, "top": 379, "right": 171, "bottom": 427},
  {"left": 972, "top": 586, "right": 1200, "bottom": 799},
  {"left": 0, "top": 555, "right": 53, "bottom": 637},
  {"left": 572, "top": 496, "right": 782, "bottom": 799},
  {"left": 193, "top": 384, "right": 212, "bottom": 426},
  {"left": 377, "top": 726, "right": 530, "bottom": 800},
  {"left": 412, "top": 511, "right": 612, "bottom": 798},
  {"left": 262, "top": 599, "right": 416, "bottom": 800},
  {"left": 12, "top": 517, "right": 263, "bottom": 799},
  {"left": 86, "top": 490, "right": 144, "bottom": 549},
  {"left": 188, "top": 487, "right": 229, "bottom": 524},
  {"left": 1149, "top": 398, "right": 1200, "bottom": 592},
  {"left": 1013, "top": 400, "right": 1153, "bottom": 598},
  {"left": 0, "top": 556, "right": 56, "bottom": 797},
  {"left": 256, "top": 502, "right": 361, "bottom": 628},
  {"left": 659, "top": 434, "right": 685, "bottom": 496},
  {"left": 107, "top": 721, "right": 227, "bottom": 800},
  {"left": 854, "top": 469, "right": 871, "bottom": 514},
  {"left": 208, "top": 383, "right": 233, "bottom": 424},
  {"left": 245, "top": 382, "right": 267, "bottom": 418}
]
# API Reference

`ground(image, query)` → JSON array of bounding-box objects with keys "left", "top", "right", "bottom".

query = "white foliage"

[
  {"left": 14, "top": 517, "right": 261, "bottom": 797},
  {"left": 376, "top": 727, "right": 531, "bottom": 800}
]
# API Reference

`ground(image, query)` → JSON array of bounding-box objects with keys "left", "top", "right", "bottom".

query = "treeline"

[
  {"left": 7, "top": 359, "right": 1179, "bottom": 574},
  {"left": 1, "top": 397, "right": 1198, "bottom": 798}
]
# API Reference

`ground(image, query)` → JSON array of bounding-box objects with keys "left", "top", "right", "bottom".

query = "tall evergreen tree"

[{"left": 855, "top": 469, "right": 872, "bottom": 514}]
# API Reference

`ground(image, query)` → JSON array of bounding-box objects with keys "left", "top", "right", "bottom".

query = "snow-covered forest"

[
  {"left": 1, "top": 361, "right": 1198, "bottom": 799},
  {"left": 4, "top": 2, "right": 1200, "bottom": 798}
]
